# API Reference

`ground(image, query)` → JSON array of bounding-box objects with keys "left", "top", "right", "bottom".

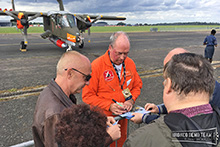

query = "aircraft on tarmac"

[{"left": 0, "top": 0, "right": 126, "bottom": 51}]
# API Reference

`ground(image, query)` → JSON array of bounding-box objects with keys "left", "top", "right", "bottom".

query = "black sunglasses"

[{"left": 65, "top": 68, "right": 91, "bottom": 82}]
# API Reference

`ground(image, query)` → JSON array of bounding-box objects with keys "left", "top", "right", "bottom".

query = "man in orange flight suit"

[{"left": 82, "top": 31, "right": 142, "bottom": 147}]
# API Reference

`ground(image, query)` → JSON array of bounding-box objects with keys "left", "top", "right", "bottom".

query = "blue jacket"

[
  {"left": 203, "top": 34, "right": 217, "bottom": 46},
  {"left": 210, "top": 81, "right": 220, "bottom": 108}
]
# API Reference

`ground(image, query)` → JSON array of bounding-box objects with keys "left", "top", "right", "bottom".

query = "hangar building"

[{"left": 0, "top": 20, "right": 11, "bottom": 27}]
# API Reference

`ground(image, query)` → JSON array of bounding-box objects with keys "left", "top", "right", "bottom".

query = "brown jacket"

[{"left": 32, "top": 79, "right": 76, "bottom": 147}]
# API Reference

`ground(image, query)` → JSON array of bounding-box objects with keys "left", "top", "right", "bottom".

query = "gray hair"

[{"left": 109, "top": 31, "right": 130, "bottom": 48}]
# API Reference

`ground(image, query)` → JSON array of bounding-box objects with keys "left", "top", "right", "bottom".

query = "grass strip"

[{"left": 0, "top": 25, "right": 220, "bottom": 34}]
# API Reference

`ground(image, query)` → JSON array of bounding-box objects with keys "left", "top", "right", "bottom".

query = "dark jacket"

[
  {"left": 124, "top": 106, "right": 220, "bottom": 147},
  {"left": 32, "top": 79, "right": 76, "bottom": 147},
  {"left": 32, "top": 79, "right": 113, "bottom": 147}
]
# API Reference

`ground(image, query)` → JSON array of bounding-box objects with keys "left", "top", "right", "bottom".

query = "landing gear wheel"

[
  {"left": 79, "top": 40, "right": 84, "bottom": 48},
  {"left": 20, "top": 41, "right": 27, "bottom": 52},
  {"left": 66, "top": 45, "right": 72, "bottom": 52}
]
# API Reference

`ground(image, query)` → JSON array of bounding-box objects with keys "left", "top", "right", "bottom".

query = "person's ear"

[
  {"left": 67, "top": 69, "right": 73, "bottom": 79},
  {"left": 109, "top": 44, "right": 113, "bottom": 50},
  {"left": 164, "top": 78, "right": 172, "bottom": 94}
]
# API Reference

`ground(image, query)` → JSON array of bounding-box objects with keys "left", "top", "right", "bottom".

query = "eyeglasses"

[{"left": 65, "top": 68, "right": 91, "bottom": 82}]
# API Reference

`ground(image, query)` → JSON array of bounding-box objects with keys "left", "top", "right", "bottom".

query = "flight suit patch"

[
  {"left": 125, "top": 70, "right": 132, "bottom": 76},
  {"left": 103, "top": 70, "right": 114, "bottom": 81}
]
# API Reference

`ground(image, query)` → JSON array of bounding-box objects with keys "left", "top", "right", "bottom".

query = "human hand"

[
  {"left": 144, "top": 103, "right": 159, "bottom": 113},
  {"left": 106, "top": 116, "right": 116, "bottom": 127},
  {"left": 130, "top": 112, "right": 143, "bottom": 124},
  {"left": 106, "top": 124, "right": 121, "bottom": 141},
  {"left": 110, "top": 103, "right": 127, "bottom": 115},
  {"left": 123, "top": 99, "right": 133, "bottom": 112}
]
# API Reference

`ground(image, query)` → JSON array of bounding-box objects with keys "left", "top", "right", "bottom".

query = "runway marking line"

[
  {"left": 139, "top": 61, "right": 220, "bottom": 79},
  {"left": 1, "top": 61, "right": 220, "bottom": 100},
  {"left": 0, "top": 85, "right": 47, "bottom": 101},
  {"left": 0, "top": 42, "right": 51, "bottom": 46}
]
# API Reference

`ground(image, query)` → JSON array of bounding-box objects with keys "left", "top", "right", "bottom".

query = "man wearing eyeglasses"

[
  {"left": 32, "top": 51, "right": 92, "bottom": 147},
  {"left": 82, "top": 31, "right": 143, "bottom": 147}
]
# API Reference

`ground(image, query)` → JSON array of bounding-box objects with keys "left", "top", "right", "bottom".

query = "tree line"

[{"left": 117, "top": 22, "right": 220, "bottom": 26}]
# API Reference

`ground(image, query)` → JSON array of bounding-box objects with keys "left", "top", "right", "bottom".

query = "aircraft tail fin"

[
  {"left": 11, "top": 0, "right": 15, "bottom": 11},
  {"left": 57, "top": 0, "right": 64, "bottom": 11}
]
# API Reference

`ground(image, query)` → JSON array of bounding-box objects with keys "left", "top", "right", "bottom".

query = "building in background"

[
  {"left": 0, "top": 20, "right": 11, "bottom": 27},
  {"left": 93, "top": 22, "right": 109, "bottom": 26}
]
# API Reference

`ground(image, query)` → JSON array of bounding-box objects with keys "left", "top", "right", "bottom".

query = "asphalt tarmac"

[{"left": 1, "top": 31, "right": 220, "bottom": 146}]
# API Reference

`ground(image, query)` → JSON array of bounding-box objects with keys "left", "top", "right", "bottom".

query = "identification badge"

[{"left": 122, "top": 88, "right": 132, "bottom": 99}]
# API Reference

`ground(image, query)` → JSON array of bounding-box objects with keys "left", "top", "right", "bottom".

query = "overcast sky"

[{"left": 1, "top": 0, "right": 220, "bottom": 24}]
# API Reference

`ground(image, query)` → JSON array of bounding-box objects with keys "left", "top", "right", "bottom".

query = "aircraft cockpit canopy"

[
  {"left": 57, "top": 14, "right": 77, "bottom": 28},
  {"left": 48, "top": 11, "right": 77, "bottom": 28}
]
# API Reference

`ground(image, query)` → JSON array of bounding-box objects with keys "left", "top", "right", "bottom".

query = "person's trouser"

[{"left": 205, "top": 45, "right": 214, "bottom": 59}]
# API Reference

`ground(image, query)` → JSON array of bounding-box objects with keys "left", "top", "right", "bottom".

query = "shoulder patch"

[
  {"left": 126, "top": 70, "right": 132, "bottom": 76},
  {"left": 103, "top": 70, "right": 114, "bottom": 81}
]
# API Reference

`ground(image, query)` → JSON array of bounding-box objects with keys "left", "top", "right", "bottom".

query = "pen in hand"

[{"left": 112, "top": 99, "right": 128, "bottom": 111}]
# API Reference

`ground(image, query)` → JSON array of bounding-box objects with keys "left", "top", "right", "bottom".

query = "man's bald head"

[
  {"left": 56, "top": 51, "right": 91, "bottom": 76},
  {"left": 163, "top": 48, "right": 188, "bottom": 66}
]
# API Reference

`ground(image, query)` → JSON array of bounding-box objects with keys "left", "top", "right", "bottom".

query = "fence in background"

[{"left": 158, "top": 26, "right": 220, "bottom": 32}]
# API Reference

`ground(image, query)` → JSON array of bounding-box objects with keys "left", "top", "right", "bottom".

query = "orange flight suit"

[{"left": 82, "top": 50, "right": 142, "bottom": 147}]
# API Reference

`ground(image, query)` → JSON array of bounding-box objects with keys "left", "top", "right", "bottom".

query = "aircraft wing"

[
  {"left": 75, "top": 14, "right": 126, "bottom": 21},
  {"left": 74, "top": 14, "right": 126, "bottom": 31},
  {"left": 0, "top": 10, "right": 47, "bottom": 17},
  {"left": 88, "top": 15, "right": 126, "bottom": 21}
]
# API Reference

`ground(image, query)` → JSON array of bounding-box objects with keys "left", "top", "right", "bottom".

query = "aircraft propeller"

[
  {"left": 3, "top": 10, "right": 19, "bottom": 20},
  {"left": 87, "top": 15, "right": 102, "bottom": 42},
  {"left": 91, "top": 15, "right": 102, "bottom": 23},
  {"left": 88, "top": 28, "right": 91, "bottom": 42},
  {"left": 74, "top": 15, "right": 91, "bottom": 28},
  {"left": 4, "top": 10, "right": 42, "bottom": 26},
  {"left": 3, "top": 9, "right": 43, "bottom": 51},
  {"left": 28, "top": 13, "right": 43, "bottom": 21}
]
